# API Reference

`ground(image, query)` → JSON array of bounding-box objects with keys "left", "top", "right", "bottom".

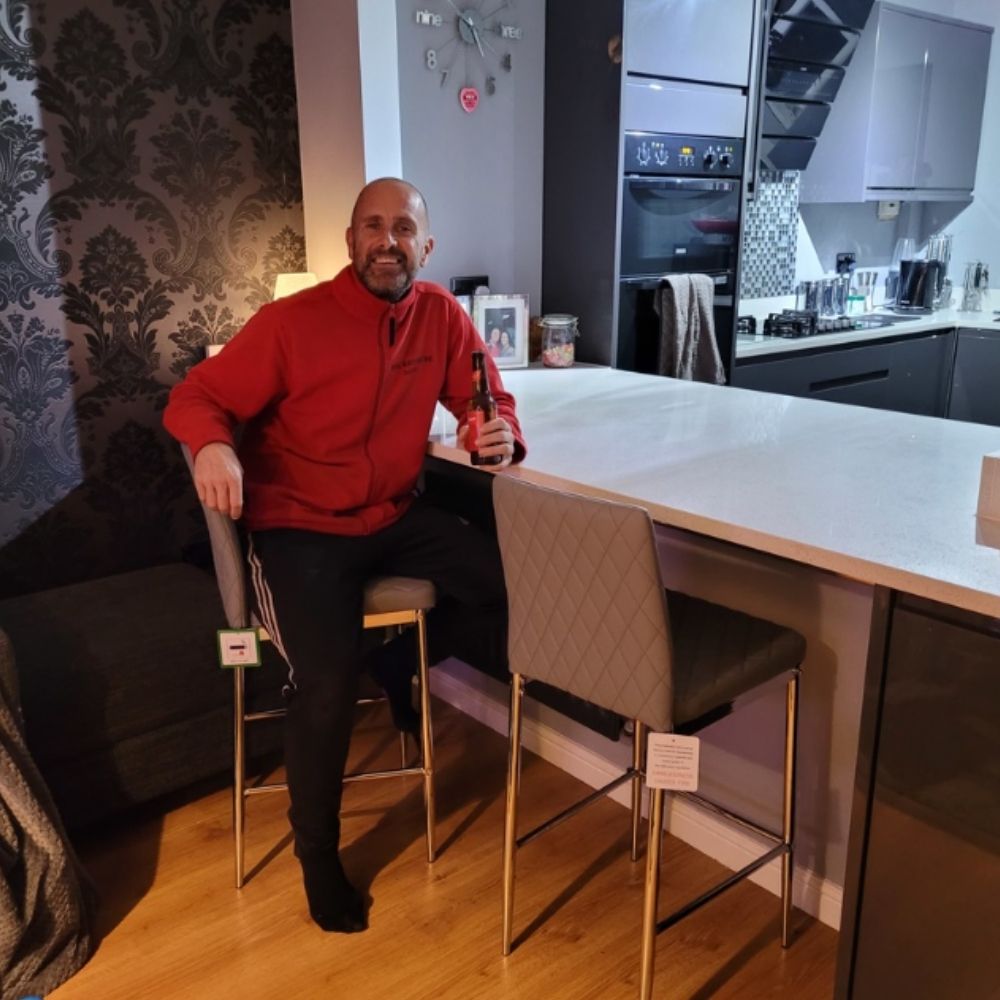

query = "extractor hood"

[{"left": 759, "top": 0, "right": 876, "bottom": 172}]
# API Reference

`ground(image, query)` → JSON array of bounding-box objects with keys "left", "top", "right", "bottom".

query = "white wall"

[
  {"left": 797, "top": 0, "right": 1000, "bottom": 281},
  {"left": 289, "top": 0, "right": 366, "bottom": 279}
]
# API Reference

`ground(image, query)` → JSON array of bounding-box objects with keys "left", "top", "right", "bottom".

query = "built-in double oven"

[{"left": 616, "top": 131, "right": 744, "bottom": 382}]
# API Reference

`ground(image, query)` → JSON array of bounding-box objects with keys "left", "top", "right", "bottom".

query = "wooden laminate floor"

[{"left": 54, "top": 700, "right": 836, "bottom": 1000}]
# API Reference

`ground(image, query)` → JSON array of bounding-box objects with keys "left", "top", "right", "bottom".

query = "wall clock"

[{"left": 415, "top": 1, "right": 522, "bottom": 113}]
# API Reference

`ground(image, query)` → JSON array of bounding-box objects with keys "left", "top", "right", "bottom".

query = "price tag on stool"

[
  {"left": 217, "top": 628, "right": 261, "bottom": 668},
  {"left": 646, "top": 733, "right": 700, "bottom": 791}
]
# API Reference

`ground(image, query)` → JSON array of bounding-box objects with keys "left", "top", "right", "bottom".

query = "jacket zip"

[{"left": 361, "top": 309, "right": 392, "bottom": 511}]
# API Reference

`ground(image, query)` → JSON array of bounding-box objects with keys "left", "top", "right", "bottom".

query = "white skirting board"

[{"left": 430, "top": 662, "right": 843, "bottom": 931}]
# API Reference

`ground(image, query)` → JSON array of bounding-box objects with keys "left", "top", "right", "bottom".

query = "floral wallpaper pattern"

[{"left": 0, "top": 0, "right": 304, "bottom": 597}]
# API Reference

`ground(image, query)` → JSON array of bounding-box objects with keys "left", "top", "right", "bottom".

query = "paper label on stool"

[
  {"left": 218, "top": 629, "right": 261, "bottom": 668},
  {"left": 646, "top": 733, "right": 700, "bottom": 791}
]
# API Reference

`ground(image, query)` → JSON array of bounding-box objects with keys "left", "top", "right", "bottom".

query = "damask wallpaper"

[{"left": 0, "top": 0, "right": 305, "bottom": 597}]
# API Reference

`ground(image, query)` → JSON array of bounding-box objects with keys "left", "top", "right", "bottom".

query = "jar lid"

[{"left": 540, "top": 313, "right": 577, "bottom": 327}]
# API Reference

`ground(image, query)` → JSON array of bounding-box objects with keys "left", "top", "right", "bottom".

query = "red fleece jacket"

[{"left": 163, "top": 266, "right": 526, "bottom": 535}]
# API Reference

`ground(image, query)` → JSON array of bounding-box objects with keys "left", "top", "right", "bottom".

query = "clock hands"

[
  {"left": 444, "top": 0, "right": 490, "bottom": 58},
  {"left": 443, "top": 0, "right": 474, "bottom": 28},
  {"left": 471, "top": 24, "right": 486, "bottom": 59}
]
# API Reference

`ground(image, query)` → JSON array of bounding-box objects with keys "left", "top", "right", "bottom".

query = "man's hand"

[
  {"left": 459, "top": 416, "right": 516, "bottom": 470},
  {"left": 193, "top": 442, "right": 244, "bottom": 519}
]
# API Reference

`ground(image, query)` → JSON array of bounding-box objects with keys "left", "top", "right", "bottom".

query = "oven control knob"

[
  {"left": 703, "top": 152, "right": 716, "bottom": 168},
  {"left": 636, "top": 142, "right": 650, "bottom": 167},
  {"left": 720, "top": 152, "right": 733, "bottom": 169},
  {"left": 653, "top": 145, "right": 668, "bottom": 166}
]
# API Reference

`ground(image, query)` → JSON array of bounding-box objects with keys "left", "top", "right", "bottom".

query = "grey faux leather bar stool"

[
  {"left": 493, "top": 476, "right": 805, "bottom": 999},
  {"left": 181, "top": 445, "right": 437, "bottom": 887}
]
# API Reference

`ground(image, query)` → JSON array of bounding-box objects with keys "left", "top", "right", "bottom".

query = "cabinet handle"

[{"left": 809, "top": 369, "right": 889, "bottom": 392}]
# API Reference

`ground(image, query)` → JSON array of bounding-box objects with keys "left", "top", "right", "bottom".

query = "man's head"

[{"left": 346, "top": 178, "right": 434, "bottom": 301}]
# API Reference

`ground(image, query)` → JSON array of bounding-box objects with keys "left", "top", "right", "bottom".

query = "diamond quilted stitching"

[
  {"left": 496, "top": 478, "right": 674, "bottom": 731},
  {"left": 495, "top": 479, "right": 805, "bottom": 736}
]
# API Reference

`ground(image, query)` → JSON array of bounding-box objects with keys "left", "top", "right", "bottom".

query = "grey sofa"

[{"left": 0, "top": 562, "right": 275, "bottom": 829}]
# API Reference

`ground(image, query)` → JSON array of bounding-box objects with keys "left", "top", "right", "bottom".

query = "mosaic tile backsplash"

[{"left": 741, "top": 171, "right": 800, "bottom": 298}]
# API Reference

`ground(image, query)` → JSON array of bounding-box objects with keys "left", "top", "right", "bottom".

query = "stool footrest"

[
  {"left": 677, "top": 790, "right": 783, "bottom": 843},
  {"left": 245, "top": 782, "right": 287, "bottom": 797},
  {"left": 518, "top": 768, "right": 636, "bottom": 849},
  {"left": 344, "top": 765, "right": 425, "bottom": 783},
  {"left": 656, "top": 842, "right": 788, "bottom": 935},
  {"left": 245, "top": 709, "right": 286, "bottom": 722}
]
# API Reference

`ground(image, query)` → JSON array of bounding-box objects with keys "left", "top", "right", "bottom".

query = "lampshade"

[{"left": 273, "top": 271, "right": 319, "bottom": 299}]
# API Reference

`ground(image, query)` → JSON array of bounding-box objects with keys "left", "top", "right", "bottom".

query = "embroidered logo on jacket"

[{"left": 391, "top": 353, "right": 432, "bottom": 374}]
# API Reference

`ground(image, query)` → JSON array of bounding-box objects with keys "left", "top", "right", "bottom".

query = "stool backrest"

[
  {"left": 493, "top": 476, "right": 675, "bottom": 732},
  {"left": 180, "top": 444, "right": 251, "bottom": 630}
]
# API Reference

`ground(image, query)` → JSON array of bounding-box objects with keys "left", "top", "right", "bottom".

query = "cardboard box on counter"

[{"left": 977, "top": 451, "right": 1000, "bottom": 523}]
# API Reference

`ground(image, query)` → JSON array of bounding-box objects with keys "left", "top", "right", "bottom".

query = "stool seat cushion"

[
  {"left": 667, "top": 592, "right": 805, "bottom": 730},
  {"left": 363, "top": 576, "right": 436, "bottom": 615}
]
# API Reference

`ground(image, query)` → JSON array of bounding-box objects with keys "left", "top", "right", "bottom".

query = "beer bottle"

[{"left": 468, "top": 351, "right": 502, "bottom": 466}]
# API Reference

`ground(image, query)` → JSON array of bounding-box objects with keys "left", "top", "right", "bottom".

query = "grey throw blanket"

[
  {"left": 653, "top": 274, "right": 726, "bottom": 384},
  {"left": 0, "top": 631, "right": 95, "bottom": 999}
]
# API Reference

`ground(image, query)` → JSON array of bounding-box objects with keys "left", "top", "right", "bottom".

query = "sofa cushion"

[{"left": 0, "top": 564, "right": 230, "bottom": 766}]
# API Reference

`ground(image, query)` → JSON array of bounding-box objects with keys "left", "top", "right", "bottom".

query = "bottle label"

[{"left": 467, "top": 409, "right": 485, "bottom": 452}]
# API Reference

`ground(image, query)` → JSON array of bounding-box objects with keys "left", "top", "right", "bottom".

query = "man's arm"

[
  {"left": 439, "top": 300, "right": 527, "bottom": 468},
  {"left": 164, "top": 306, "right": 286, "bottom": 516}
]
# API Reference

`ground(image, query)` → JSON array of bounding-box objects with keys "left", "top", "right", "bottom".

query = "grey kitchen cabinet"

[
  {"left": 918, "top": 17, "right": 993, "bottom": 191},
  {"left": 733, "top": 330, "right": 955, "bottom": 416},
  {"left": 863, "top": 6, "right": 933, "bottom": 190},
  {"left": 835, "top": 592, "right": 1000, "bottom": 999},
  {"left": 947, "top": 327, "right": 1000, "bottom": 427},
  {"left": 624, "top": 0, "right": 755, "bottom": 87},
  {"left": 800, "top": 3, "right": 993, "bottom": 202}
]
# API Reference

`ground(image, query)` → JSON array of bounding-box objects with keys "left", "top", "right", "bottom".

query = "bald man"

[{"left": 165, "top": 178, "right": 526, "bottom": 933}]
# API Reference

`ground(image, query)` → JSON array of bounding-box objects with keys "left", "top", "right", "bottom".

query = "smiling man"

[
  {"left": 163, "top": 177, "right": 525, "bottom": 934},
  {"left": 349, "top": 179, "right": 433, "bottom": 300}
]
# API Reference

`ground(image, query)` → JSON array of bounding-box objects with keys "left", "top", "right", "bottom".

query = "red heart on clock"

[{"left": 459, "top": 87, "right": 480, "bottom": 113}]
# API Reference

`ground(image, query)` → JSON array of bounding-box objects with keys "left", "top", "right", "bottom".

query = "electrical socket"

[
  {"left": 836, "top": 252, "right": 857, "bottom": 275},
  {"left": 877, "top": 200, "right": 900, "bottom": 221}
]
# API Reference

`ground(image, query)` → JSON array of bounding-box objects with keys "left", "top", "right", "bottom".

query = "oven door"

[
  {"left": 616, "top": 271, "right": 736, "bottom": 384},
  {"left": 620, "top": 176, "right": 741, "bottom": 278}
]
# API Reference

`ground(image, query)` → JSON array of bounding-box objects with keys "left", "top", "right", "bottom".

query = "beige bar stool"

[
  {"left": 182, "top": 445, "right": 437, "bottom": 887},
  {"left": 493, "top": 476, "right": 804, "bottom": 999}
]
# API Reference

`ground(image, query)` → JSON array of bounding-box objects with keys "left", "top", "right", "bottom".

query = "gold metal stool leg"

[
  {"left": 234, "top": 665, "right": 246, "bottom": 889},
  {"left": 781, "top": 671, "right": 800, "bottom": 947},
  {"left": 639, "top": 786, "right": 664, "bottom": 1000},
  {"left": 501, "top": 673, "right": 525, "bottom": 955},
  {"left": 417, "top": 610, "right": 436, "bottom": 863},
  {"left": 631, "top": 720, "right": 645, "bottom": 862}
]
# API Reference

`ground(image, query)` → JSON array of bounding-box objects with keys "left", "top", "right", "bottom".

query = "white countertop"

[
  {"left": 736, "top": 297, "right": 998, "bottom": 360},
  {"left": 429, "top": 367, "right": 1000, "bottom": 617}
]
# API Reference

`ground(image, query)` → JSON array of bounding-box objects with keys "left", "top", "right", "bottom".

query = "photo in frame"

[{"left": 473, "top": 294, "right": 529, "bottom": 369}]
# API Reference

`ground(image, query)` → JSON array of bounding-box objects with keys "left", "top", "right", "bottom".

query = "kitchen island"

[{"left": 428, "top": 366, "right": 1000, "bottom": 998}]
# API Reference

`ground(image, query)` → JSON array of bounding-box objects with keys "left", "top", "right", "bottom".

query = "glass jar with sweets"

[{"left": 540, "top": 314, "right": 578, "bottom": 368}]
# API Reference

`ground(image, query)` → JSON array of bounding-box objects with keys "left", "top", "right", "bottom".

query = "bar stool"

[
  {"left": 181, "top": 445, "right": 437, "bottom": 887},
  {"left": 493, "top": 476, "right": 804, "bottom": 999}
]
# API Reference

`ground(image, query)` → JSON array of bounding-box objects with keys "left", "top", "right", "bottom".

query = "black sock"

[
  {"left": 366, "top": 632, "right": 420, "bottom": 734},
  {"left": 299, "top": 853, "right": 367, "bottom": 933}
]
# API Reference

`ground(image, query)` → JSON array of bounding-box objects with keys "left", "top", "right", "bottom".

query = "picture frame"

[{"left": 473, "top": 293, "right": 529, "bottom": 369}]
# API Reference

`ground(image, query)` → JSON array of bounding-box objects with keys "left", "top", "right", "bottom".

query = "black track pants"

[{"left": 248, "top": 498, "right": 507, "bottom": 858}]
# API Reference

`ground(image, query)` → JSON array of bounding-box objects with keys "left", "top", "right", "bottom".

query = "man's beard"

[{"left": 354, "top": 250, "right": 416, "bottom": 301}]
